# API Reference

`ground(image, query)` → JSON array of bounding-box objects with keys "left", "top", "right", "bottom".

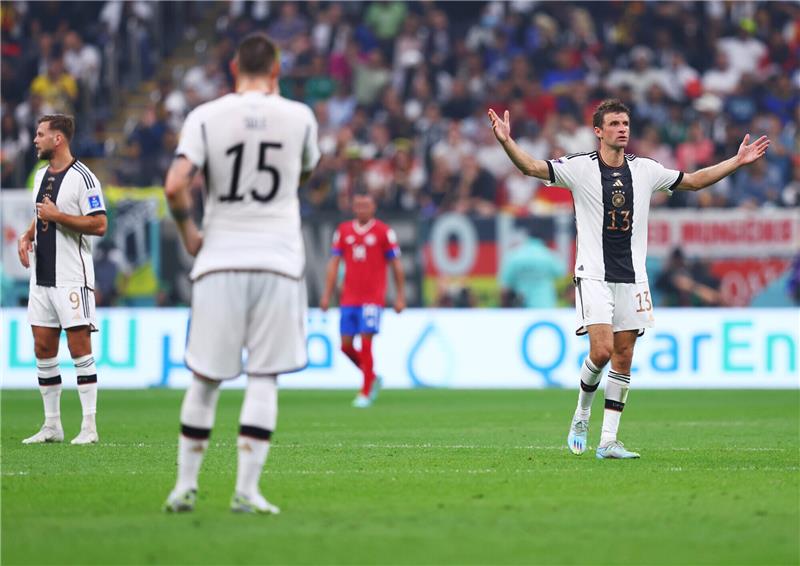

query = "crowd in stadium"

[{"left": 2, "top": 1, "right": 799, "bottom": 214}]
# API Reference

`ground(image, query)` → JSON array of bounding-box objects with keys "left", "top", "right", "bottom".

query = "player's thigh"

[
  {"left": 586, "top": 323, "right": 614, "bottom": 362},
  {"left": 245, "top": 273, "right": 308, "bottom": 375},
  {"left": 358, "top": 304, "right": 382, "bottom": 335},
  {"left": 185, "top": 272, "right": 248, "bottom": 379},
  {"left": 27, "top": 284, "right": 60, "bottom": 330},
  {"left": 574, "top": 278, "right": 614, "bottom": 335},
  {"left": 611, "top": 281, "right": 654, "bottom": 334},
  {"left": 31, "top": 325, "right": 61, "bottom": 358}
]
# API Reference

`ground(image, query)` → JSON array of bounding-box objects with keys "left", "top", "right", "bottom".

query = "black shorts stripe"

[
  {"left": 38, "top": 376, "right": 62, "bottom": 386},
  {"left": 239, "top": 425, "right": 273, "bottom": 441},
  {"left": 181, "top": 424, "right": 212, "bottom": 440}
]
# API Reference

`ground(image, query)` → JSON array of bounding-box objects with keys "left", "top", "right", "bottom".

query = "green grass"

[{"left": 2, "top": 389, "right": 798, "bottom": 566}]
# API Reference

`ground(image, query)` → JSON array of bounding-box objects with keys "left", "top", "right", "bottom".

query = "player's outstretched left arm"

[
  {"left": 677, "top": 134, "right": 770, "bottom": 191},
  {"left": 36, "top": 197, "right": 107, "bottom": 236},
  {"left": 390, "top": 257, "right": 406, "bottom": 313},
  {"left": 165, "top": 156, "right": 203, "bottom": 256}
]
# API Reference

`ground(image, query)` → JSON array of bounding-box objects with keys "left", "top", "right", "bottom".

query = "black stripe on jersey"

[
  {"left": 200, "top": 123, "right": 210, "bottom": 188},
  {"left": 668, "top": 172, "right": 684, "bottom": 192},
  {"left": 590, "top": 152, "right": 599, "bottom": 160},
  {"left": 73, "top": 161, "right": 95, "bottom": 188},
  {"left": 70, "top": 160, "right": 91, "bottom": 188},
  {"left": 566, "top": 152, "right": 591, "bottom": 160},
  {"left": 78, "top": 235, "right": 88, "bottom": 287},
  {"left": 34, "top": 168, "right": 69, "bottom": 287},
  {"left": 599, "top": 157, "right": 635, "bottom": 283},
  {"left": 546, "top": 160, "right": 555, "bottom": 183}
]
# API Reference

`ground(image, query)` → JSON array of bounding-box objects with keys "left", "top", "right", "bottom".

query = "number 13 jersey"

[
  {"left": 176, "top": 91, "right": 320, "bottom": 280},
  {"left": 546, "top": 151, "right": 682, "bottom": 283}
]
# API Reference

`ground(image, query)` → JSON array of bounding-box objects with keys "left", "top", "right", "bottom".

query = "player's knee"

[
  {"left": 34, "top": 342, "right": 57, "bottom": 359},
  {"left": 590, "top": 346, "right": 613, "bottom": 367}
]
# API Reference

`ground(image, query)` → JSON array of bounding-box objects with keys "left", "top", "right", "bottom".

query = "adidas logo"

[
  {"left": 577, "top": 265, "right": 584, "bottom": 271},
  {"left": 612, "top": 179, "right": 624, "bottom": 187}
]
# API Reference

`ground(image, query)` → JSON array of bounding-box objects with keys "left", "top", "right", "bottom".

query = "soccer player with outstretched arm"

[
  {"left": 320, "top": 193, "right": 406, "bottom": 408},
  {"left": 17, "top": 114, "right": 107, "bottom": 446},
  {"left": 162, "top": 33, "right": 320, "bottom": 514},
  {"left": 489, "top": 99, "right": 769, "bottom": 459}
]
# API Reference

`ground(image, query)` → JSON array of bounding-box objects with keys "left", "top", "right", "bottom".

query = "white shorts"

[
  {"left": 574, "top": 278, "right": 655, "bottom": 335},
  {"left": 27, "top": 284, "right": 97, "bottom": 331},
  {"left": 185, "top": 271, "right": 308, "bottom": 380}
]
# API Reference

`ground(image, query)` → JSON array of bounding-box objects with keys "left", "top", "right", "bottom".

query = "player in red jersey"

[{"left": 320, "top": 193, "right": 406, "bottom": 407}]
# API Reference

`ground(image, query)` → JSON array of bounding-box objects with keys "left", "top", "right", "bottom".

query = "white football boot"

[
  {"left": 71, "top": 426, "right": 99, "bottom": 445},
  {"left": 163, "top": 488, "right": 198, "bottom": 513},
  {"left": 22, "top": 424, "right": 64, "bottom": 444},
  {"left": 230, "top": 492, "right": 280, "bottom": 515}
]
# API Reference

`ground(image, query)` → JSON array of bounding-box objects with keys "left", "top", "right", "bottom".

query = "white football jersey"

[
  {"left": 546, "top": 151, "right": 682, "bottom": 283},
  {"left": 30, "top": 160, "right": 106, "bottom": 289},
  {"left": 175, "top": 91, "right": 321, "bottom": 280}
]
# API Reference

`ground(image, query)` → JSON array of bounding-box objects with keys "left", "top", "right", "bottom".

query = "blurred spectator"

[
  {"left": 183, "top": 56, "right": 226, "bottom": 103},
  {"left": 453, "top": 154, "right": 496, "bottom": 217},
  {"left": 267, "top": 2, "right": 309, "bottom": 48},
  {"left": 676, "top": 122, "right": 715, "bottom": 172},
  {"left": 1, "top": 113, "right": 30, "bottom": 188},
  {"left": 354, "top": 49, "right": 390, "bottom": 106},
  {"left": 29, "top": 58, "right": 78, "bottom": 115},
  {"left": 702, "top": 50, "right": 741, "bottom": 96},
  {"left": 655, "top": 248, "right": 724, "bottom": 307},
  {"left": 731, "top": 158, "right": 783, "bottom": 208},
  {"left": 499, "top": 235, "right": 566, "bottom": 308},
  {"left": 93, "top": 240, "right": 130, "bottom": 307},
  {"left": 63, "top": 31, "right": 101, "bottom": 100},
  {"left": 716, "top": 18, "right": 766, "bottom": 76}
]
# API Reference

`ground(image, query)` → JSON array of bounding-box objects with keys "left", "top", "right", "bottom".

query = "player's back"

[{"left": 179, "top": 91, "right": 319, "bottom": 280}]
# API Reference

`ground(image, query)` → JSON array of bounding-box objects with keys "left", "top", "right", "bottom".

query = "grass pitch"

[{"left": 2, "top": 389, "right": 798, "bottom": 565}]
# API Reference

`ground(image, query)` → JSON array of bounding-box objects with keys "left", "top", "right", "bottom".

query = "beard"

[{"left": 38, "top": 148, "right": 54, "bottom": 160}]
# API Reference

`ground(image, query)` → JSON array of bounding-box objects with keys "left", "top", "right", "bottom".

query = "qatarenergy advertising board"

[{"left": 2, "top": 308, "right": 797, "bottom": 389}]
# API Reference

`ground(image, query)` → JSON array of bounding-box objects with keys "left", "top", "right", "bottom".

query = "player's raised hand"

[
  {"left": 736, "top": 134, "right": 770, "bottom": 166},
  {"left": 17, "top": 233, "right": 33, "bottom": 268},
  {"left": 488, "top": 109, "right": 511, "bottom": 144},
  {"left": 36, "top": 197, "right": 60, "bottom": 222}
]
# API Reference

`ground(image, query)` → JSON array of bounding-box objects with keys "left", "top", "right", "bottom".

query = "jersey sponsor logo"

[
  {"left": 88, "top": 195, "right": 102, "bottom": 209},
  {"left": 364, "top": 234, "right": 377, "bottom": 246}
]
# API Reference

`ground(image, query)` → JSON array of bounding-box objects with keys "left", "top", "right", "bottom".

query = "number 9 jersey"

[
  {"left": 175, "top": 91, "right": 321, "bottom": 280},
  {"left": 545, "top": 151, "right": 682, "bottom": 284}
]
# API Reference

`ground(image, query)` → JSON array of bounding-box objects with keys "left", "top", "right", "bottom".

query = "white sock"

[
  {"left": 175, "top": 377, "right": 221, "bottom": 493},
  {"left": 236, "top": 376, "right": 278, "bottom": 497},
  {"left": 575, "top": 358, "right": 604, "bottom": 421},
  {"left": 37, "top": 357, "right": 62, "bottom": 428},
  {"left": 600, "top": 369, "right": 630, "bottom": 446},
  {"left": 74, "top": 354, "right": 98, "bottom": 428}
]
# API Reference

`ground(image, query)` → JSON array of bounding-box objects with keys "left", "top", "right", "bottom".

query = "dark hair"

[
  {"left": 592, "top": 99, "right": 631, "bottom": 129},
  {"left": 38, "top": 114, "right": 75, "bottom": 141},
  {"left": 236, "top": 33, "right": 278, "bottom": 76}
]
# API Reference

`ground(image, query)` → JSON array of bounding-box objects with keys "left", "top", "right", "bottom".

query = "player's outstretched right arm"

[
  {"left": 17, "top": 219, "right": 35, "bottom": 268},
  {"left": 320, "top": 255, "right": 340, "bottom": 312},
  {"left": 488, "top": 109, "right": 551, "bottom": 181}
]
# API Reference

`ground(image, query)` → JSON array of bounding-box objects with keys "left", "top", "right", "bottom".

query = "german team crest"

[{"left": 612, "top": 191, "right": 626, "bottom": 207}]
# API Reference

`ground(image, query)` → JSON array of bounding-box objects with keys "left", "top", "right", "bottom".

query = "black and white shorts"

[
  {"left": 27, "top": 284, "right": 97, "bottom": 331},
  {"left": 574, "top": 278, "right": 654, "bottom": 336}
]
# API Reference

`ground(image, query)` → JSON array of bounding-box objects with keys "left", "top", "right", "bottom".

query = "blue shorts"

[{"left": 340, "top": 304, "right": 382, "bottom": 336}]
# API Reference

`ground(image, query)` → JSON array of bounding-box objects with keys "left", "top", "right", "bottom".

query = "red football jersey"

[{"left": 331, "top": 219, "right": 400, "bottom": 306}]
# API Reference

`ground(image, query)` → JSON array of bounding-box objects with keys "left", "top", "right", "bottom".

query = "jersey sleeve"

[
  {"left": 77, "top": 167, "right": 106, "bottom": 216},
  {"left": 331, "top": 227, "right": 344, "bottom": 256},
  {"left": 544, "top": 156, "right": 582, "bottom": 191},
  {"left": 384, "top": 227, "right": 400, "bottom": 259},
  {"left": 647, "top": 159, "right": 683, "bottom": 195},
  {"left": 302, "top": 108, "right": 321, "bottom": 173},
  {"left": 174, "top": 109, "right": 206, "bottom": 168}
]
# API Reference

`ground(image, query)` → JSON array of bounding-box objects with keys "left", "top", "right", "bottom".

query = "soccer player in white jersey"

[
  {"left": 162, "top": 33, "right": 320, "bottom": 514},
  {"left": 489, "top": 99, "right": 769, "bottom": 459},
  {"left": 16, "top": 114, "right": 107, "bottom": 445}
]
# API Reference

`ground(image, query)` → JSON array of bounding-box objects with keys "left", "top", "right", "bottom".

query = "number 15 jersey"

[
  {"left": 546, "top": 151, "right": 682, "bottom": 283},
  {"left": 176, "top": 91, "right": 320, "bottom": 280}
]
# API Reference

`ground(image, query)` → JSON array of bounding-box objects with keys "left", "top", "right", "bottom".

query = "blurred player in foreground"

[
  {"left": 489, "top": 99, "right": 769, "bottom": 459},
  {"left": 162, "top": 33, "right": 320, "bottom": 513},
  {"left": 17, "top": 114, "right": 106, "bottom": 446},
  {"left": 320, "top": 193, "right": 406, "bottom": 408}
]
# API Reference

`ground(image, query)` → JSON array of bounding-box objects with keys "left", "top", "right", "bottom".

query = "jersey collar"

[{"left": 352, "top": 219, "right": 375, "bottom": 235}]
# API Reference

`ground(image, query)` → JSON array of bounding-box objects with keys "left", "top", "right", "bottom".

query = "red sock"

[
  {"left": 359, "top": 335, "right": 375, "bottom": 396},
  {"left": 341, "top": 343, "right": 361, "bottom": 368}
]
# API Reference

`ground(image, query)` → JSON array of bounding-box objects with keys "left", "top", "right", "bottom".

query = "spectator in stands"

[
  {"left": 656, "top": 248, "right": 724, "bottom": 307},
  {"left": 128, "top": 104, "right": 168, "bottom": 185},
  {"left": 732, "top": 157, "right": 784, "bottom": 208},
  {"left": 702, "top": 50, "right": 741, "bottom": 96},
  {"left": 1, "top": 113, "right": 30, "bottom": 188},
  {"left": 431, "top": 121, "right": 476, "bottom": 175},
  {"left": 29, "top": 57, "right": 78, "bottom": 115},
  {"left": 183, "top": 55, "right": 226, "bottom": 103},
  {"left": 676, "top": 122, "right": 715, "bottom": 173},
  {"left": 63, "top": 31, "right": 101, "bottom": 102},
  {"left": 716, "top": 18, "right": 767, "bottom": 77},
  {"left": 499, "top": 235, "right": 566, "bottom": 308},
  {"left": 353, "top": 49, "right": 390, "bottom": 107},
  {"left": 453, "top": 154, "right": 496, "bottom": 217},
  {"left": 365, "top": 1, "right": 406, "bottom": 58},
  {"left": 267, "top": 2, "right": 309, "bottom": 48}
]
